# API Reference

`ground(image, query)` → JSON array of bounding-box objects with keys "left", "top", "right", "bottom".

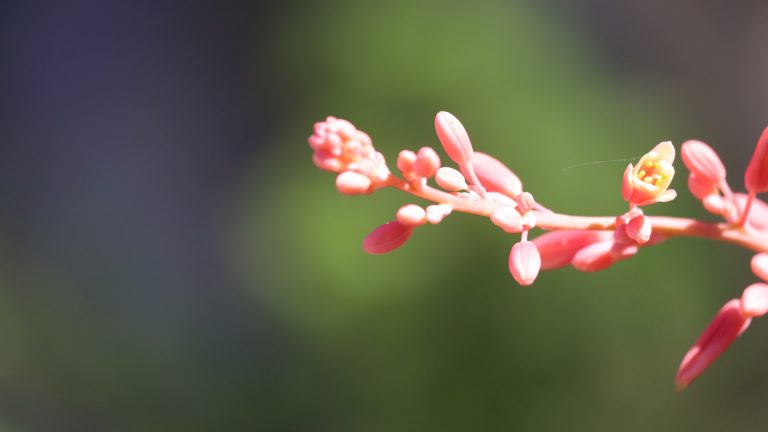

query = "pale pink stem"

[
  {"left": 384, "top": 174, "right": 768, "bottom": 253},
  {"left": 737, "top": 191, "right": 756, "bottom": 227}
]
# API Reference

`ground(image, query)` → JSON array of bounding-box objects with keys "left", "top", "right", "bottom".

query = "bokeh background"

[{"left": 2, "top": 0, "right": 768, "bottom": 430}]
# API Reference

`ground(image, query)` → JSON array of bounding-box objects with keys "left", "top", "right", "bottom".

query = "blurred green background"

[{"left": 2, "top": 0, "right": 768, "bottom": 430}]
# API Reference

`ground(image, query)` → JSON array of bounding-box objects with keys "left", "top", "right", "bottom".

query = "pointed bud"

[
  {"left": 396, "top": 204, "right": 427, "bottom": 227},
  {"left": 470, "top": 152, "right": 523, "bottom": 198},
  {"left": 413, "top": 147, "right": 441, "bottom": 178},
  {"left": 435, "top": 167, "right": 468, "bottom": 191},
  {"left": 675, "top": 299, "right": 751, "bottom": 390},
  {"left": 532, "top": 230, "right": 612, "bottom": 270},
  {"left": 491, "top": 207, "right": 523, "bottom": 233},
  {"left": 626, "top": 214, "right": 652, "bottom": 244},
  {"left": 336, "top": 171, "right": 372, "bottom": 195},
  {"left": 681, "top": 140, "right": 726, "bottom": 184},
  {"left": 509, "top": 241, "right": 541, "bottom": 286},
  {"left": 751, "top": 253, "right": 768, "bottom": 282},
  {"left": 741, "top": 283, "right": 768, "bottom": 318},
  {"left": 571, "top": 241, "right": 615, "bottom": 272},
  {"left": 363, "top": 221, "right": 413, "bottom": 254},
  {"left": 687, "top": 172, "right": 718, "bottom": 200},
  {"left": 745, "top": 126, "right": 768, "bottom": 194},
  {"left": 623, "top": 142, "right": 676, "bottom": 206}
]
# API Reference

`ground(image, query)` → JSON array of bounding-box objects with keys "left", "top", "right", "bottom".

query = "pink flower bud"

[
  {"left": 741, "top": 283, "right": 768, "bottom": 318},
  {"left": 397, "top": 150, "right": 417, "bottom": 176},
  {"left": 622, "top": 142, "right": 676, "bottom": 206},
  {"left": 435, "top": 167, "right": 468, "bottom": 191},
  {"left": 413, "top": 147, "right": 441, "bottom": 178},
  {"left": 470, "top": 152, "right": 523, "bottom": 198},
  {"left": 745, "top": 126, "right": 768, "bottom": 194},
  {"left": 687, "top": 172, "right": 718, "bottom": 200},
  {"left": 363, "top": 221, "right": 413, "bottom": 254},
  {"left": 425, "top": 204, "right": 452, "bottom": 224},
  {"left": 532, "top": 230, "right": 612, "bottom": 270},
  {"left": 681, "top": 140, "right": 726, "bottom": 184},
  {"left": 626, "top": 214, "right": 652, "bottom": 244},
  {"left": 434, "top": 111, "right": 474, "bottom": 166},
  {"left": 751, "top": 253, "right": 768, "bottom": 282},
  {"left": 675, "top": 299, "right": 751, "bottom": 390},
  {"left": 336, "top": 171, "right": 372, "bottom": 195},
  {"left": 571, "top": 241, "right": 615, "bottom": 272},
  {"left": 396, "top": 204, "right": 427, "bottom": 227},
  {"left": 491, "top": 207, "right": 523, "bottom": 233},
  {"left": 509, "top": 241, "right": 541, "bottom": 286},
  {"left": 516, "top": 192, "right": 535, "bottom": 213}
]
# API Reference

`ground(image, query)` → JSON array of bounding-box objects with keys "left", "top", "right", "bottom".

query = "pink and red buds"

[
  {"left": 509, "top": 241, "right": 541, "bottom": 286},
  {"left": 310, "top": 117, "right": 389, "bottom": 182},
  {"left": 681, "top": 140, "right": 727, "bottom": 185},
  {"left": 745, "top": 126, "right": 768, "bottom": 194},
  {"left": 363, "top": 221, "right": 413, "bottom": 254},
  {"left": 675, "top": 299, "right": 751, "bottom": 391},
  {"left": 471, "top": 152, "right": 523, "bottom": 198},
  {"left": 435, "top": 111, "right": 474, "bottom": 166},
  {"left": 491, "top": 206, "right": 523, "bottom": 233},
  {"left": 622, "top": 141, "right": 677, "bottom": 206}
]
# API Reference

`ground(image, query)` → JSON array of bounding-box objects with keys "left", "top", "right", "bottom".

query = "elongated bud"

[
  {"left": 363, "top": 221, "right": 413, "bottom": 254},
  {"left": 533, "top": 230, "right": 612, "bottom": 270},
  {"left": 509, "top": 241, "right": 541, "bottom": 286},
  {"left": 571, "top": 241, "right": 615, "bottom": 272},
  {"left": 413, "top": 147, "right": 441, "bottom": 178},
  {"left": 623, "top": 142, "right": 677, "bottom": 206},
  {"left": 687, "top": 172, "right": 718, "bottom": 200},
  {"left": 681, "top": 140, "right": 726, "bottom": 184},
  {"left": 745, "top": 126, "right": 768, "bottom": 194},
  {"left": 675, "top": 299, "right": 751, "bottom": 390},
  {"left": 396, "top": 204, "right": 427, "bottom": 227},
  {"left": 752, "top": 253, "right": 768, "bottom": 282},
  {"left": 435, "top": 167, "right": 468, "bottom": 191},
  {"left": 471, "top": 152, "right": 523, "bottom": 197},
  {"left": 741, "top": 283, "right": 768, "bottom": 318},
  {"left": 336, "top": 171, "right": 372, "bottom": 195},
  {"left": 491, "top": 206, "right": 523, "bottom": 233},
  {"left": 435, "top": 111, "right": 474, "bottom": 165}
]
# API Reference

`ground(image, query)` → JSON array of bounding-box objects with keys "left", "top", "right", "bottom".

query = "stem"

[
  {"left": 737, "top": 192, "right": 756, "bottom": 227},
  {"left": 384, "top": 174, "right": 768, "bottom": 253}
]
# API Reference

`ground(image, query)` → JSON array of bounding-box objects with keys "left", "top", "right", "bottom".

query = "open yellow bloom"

[{"left": 622, "top": 141, "right": 677, "bottom": 206}]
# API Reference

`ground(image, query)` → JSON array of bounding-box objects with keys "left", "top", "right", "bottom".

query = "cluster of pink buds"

[{"left": 308, "top": 112, "right": 768, "bottom": 390}]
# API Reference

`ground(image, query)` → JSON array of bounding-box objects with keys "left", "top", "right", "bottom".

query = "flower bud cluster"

[
  {"left": 309, "top": 111, "right": 768, "bottom": 391},
  {"left": 309, "top": 116, "right": 390, "bottom": 195}
]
